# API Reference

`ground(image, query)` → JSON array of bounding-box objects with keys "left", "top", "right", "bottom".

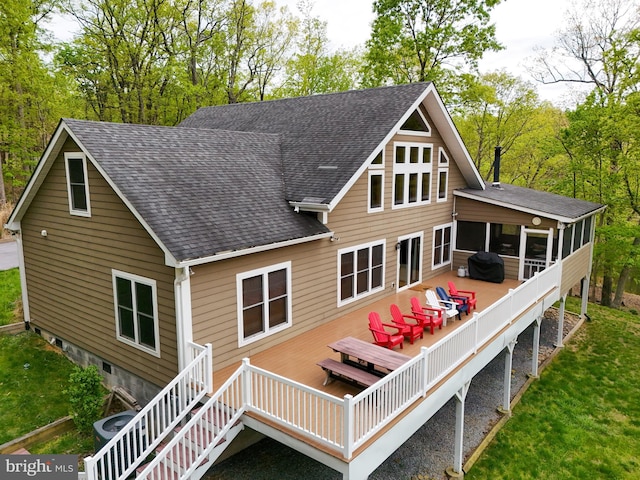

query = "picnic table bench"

[{"left": 316, "top": 358, "right": 380, "bottom": 388}]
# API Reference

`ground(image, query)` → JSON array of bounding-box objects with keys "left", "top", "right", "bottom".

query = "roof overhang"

[
  {"left": 176, "top": 231, "right": 334, "bottom": 267},
  {"left": 454, "top": 189, "right": 607, "bottom": 224}
]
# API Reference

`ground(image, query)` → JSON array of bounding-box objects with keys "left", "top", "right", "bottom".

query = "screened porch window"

[{"left": 455, "top": 221, "right": 486, "bottom": 252}]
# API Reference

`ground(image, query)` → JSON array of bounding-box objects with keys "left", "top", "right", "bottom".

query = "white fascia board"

[
  {"left": 453, "top": 190, "right": 606, "bottom": 224},
  {"left": 6, "top": 121, "right": 69, "bottom": 230},
  {"left": 177, "top": 231, "right": 334, "bottom": 268},
  {"left": 61, "top": 125, "right": 181, "bottom": 267}
]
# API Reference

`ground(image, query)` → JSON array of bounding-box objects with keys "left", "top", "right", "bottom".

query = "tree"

[
  {"left": 534, "top": 0, "right": 640, "bottom": 307},
  {"left": 455, "top": 72, "right": 566, "bottom": 188},
  {"left": 362, "top": 0, "right": 502, "bottom": 99},
  {"left": 0, "top": 0, "right": 65, "bottom": 201},
  {"left": 281, "top": 0, "right": 361, "bottom": 97}
]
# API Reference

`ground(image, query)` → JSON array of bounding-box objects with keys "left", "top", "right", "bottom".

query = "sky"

[{"left": 49, "top": 0, "right": 588, "bottom": 107}]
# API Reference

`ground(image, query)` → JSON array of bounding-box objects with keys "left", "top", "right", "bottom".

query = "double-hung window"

[
  {"left": 433, "top": 224, "right": 452, "bottom": 268},
  {"left": 339, "top": 241, "right": 385, "bottom": 305},
  {"left": 237, "top": 262, "right": 292, "bottom": 346},
  {"left": 112, "top": 270, "right": 160, "bottom": 356},
  {"left": 393, "top": 142, "right": 432, "bottom": 208},
  {"left": 64, "top": 152, "right": 91, "bottom": 217},
  {"left": 368, "top": 151, "right": 384, "bottom": 212},
  {"left": 437, "top": 148, "right": 449, "bottom": 202}
]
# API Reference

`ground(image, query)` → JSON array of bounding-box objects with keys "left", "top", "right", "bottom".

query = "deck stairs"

[{"left": 135, "top": 400, "right": 245, "bottom": 480}]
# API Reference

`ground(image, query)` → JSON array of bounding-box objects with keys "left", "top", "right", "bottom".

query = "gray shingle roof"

[
  {"left": 456, "top": 182, "right": 605, "bottom": 222},
  {"left": 179, "top": 83, "right": 432, "bottom": 203},
  {"left": 63, "top": 119, "right": 330, "bottom": 262}
]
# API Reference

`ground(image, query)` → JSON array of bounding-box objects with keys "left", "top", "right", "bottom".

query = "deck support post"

[
  {"left": 529, "top": 316, "right": 542, "bottom": 379},
  {"left": 498, "top": 339, "right": 517, "bottom": 414},
  {"left": 555, "top": 294, "right": 567, "bottom": 348},
  {"left": 447, "top": 381, "right": 471, "bottom": 478},
  {"left": 580, "top": 276, "right": 590, "bottom": 320}
]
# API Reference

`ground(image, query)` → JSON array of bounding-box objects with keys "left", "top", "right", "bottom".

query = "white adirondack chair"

[{"left": 425, "top": 289, "right": 459, "bottom": 326}]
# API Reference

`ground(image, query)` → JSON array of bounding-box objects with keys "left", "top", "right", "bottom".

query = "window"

[
  {"left": 489, "top": 224, "right": 520, "bottom": 257},
  {"left": 437, "top": 148, "right": 449, "bottom": 202},
  {"left": 64, "top": 153, "right": 91, "bottom": 216},
  {"left": 573, "top": 219, "right": 584, "bottom": 251},
  {"left": 112, "top": 270, "right": 160, "bottom": 356},
  {"left": 393, "top": 142, "right": 432, "bottom": 208},
  {"left": 433, "top": 224, "right": 452, "bottom": 268},
  {"left": 455, "top": 221, "right": 486, "bottom": 252},
  {"left": 339, "top": 241, "right": 385, "bottom": 305},
  {"left": 399, "top": 109, "right": 431, "bottom": 136},
  {"left": 237, "top": 262, "right": 292, "bottom": 346},
  {"left": 562, "top": 224, "right": 573, "bottom": 258},
  {"left": 368, "top": 151, "right": 384, "bottom": 212}
]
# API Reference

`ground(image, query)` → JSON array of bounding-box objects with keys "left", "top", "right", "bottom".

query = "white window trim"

[
  {"left": 367, "top": 170, "right": 385, "bottom": 213},
  {"left": 112, "top": 269, "right": 161, "bottom": 357},
  {"left": 398, "top": 108, "right": 432, "bottom": 136},
  {"left": 338, "top": 240, "right": 386, "bottom": 307},
  {"left": 64, "top": 152, "right": 91, "bottom": 217},
  {"left": 392, "top": 141, "right": 433, "bottom": 209},
  {"left": 396, "top": 231, "right": 424, "bottom": 292},
  {"left": 436, "top": 148, "right": 449, "bottom": 203},
  {"left": 236, "top": 261, "right": 292, "bottom": 347},
  {"left": 432, "top": 223, "right": 453, "bottom": 269}
]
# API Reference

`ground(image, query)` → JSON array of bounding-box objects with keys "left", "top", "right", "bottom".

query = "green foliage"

[
  {"left": 362, "top": 0, "right": 503, "bottom": 99},
  {"left": 65, "top": 365, "right": 105, "bottom": 434},
  {"left": 0, "top": 332, "right": 77, "bottom": 444},
  {"left": 0, "top": 268, "right": 21, "bottom": 326},
  {"left": 466, "top": 300, "right": 640, "bottom": 479}
]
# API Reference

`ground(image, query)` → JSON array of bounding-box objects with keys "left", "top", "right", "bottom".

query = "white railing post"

[
  {"left": 343, "top": 394, "right": 354, "bottom": 460},
  {"left": 241, "top": 358, "right": 252, "bottom": 408},
  {"left": 472, "top": 312, "right": 480, "bottom": 353},
  {"left": 420, "top": 347, "right": 429, "bottom": 397},
  {"left": 205, "top": 343, "right": 213, "bottom": 393},
  {"left": 83, "top": 456, "right": 94, "bottom": 480}
]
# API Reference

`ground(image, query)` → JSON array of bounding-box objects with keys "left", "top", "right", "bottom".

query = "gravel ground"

[{"left": 204, "top": 307, "right": 580, "bottom": 480}]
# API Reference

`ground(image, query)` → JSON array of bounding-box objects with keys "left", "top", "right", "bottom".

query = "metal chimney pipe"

[{"left": 492, "top": 146, "right": 502, "bottom": 187}]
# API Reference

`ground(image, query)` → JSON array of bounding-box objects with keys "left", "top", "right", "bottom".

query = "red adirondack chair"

[
  {"left": 448, "top": 281, "right": 477, "bottom": 312},
  {"left": 389, "top": 304, "right": 424, "bottom": 344},
  {"left": 368, "top": 311, "right": 405, "bottom": 349},
  {"left": 409, "top": 296, "right": 444, "bottom": 335}
]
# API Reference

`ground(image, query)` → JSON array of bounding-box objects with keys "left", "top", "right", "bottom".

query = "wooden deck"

[{"left": 212, "top": 270, "right": 521, "bottom": 398}]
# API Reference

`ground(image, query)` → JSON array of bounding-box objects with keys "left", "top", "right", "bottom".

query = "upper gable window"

[
  {"left": 64, "top": 152, "right": 91, "bottom": 217},
  {"left": 392, "top": 142, "right": 432, "bottom": 208},
  {"left": 437, "top": 148, "right": 449, "bottom": 203},
  {"left": 399, "top": 109, "right": 431, "bottom": 136},
  {"left": 368, "top": 151, "right": 385, "bottom": 213}
]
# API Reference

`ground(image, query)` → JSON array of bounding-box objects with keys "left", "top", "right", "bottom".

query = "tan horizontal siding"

[
  {"left": 21, "top": 142, "right": 178, "bottom": 387},
  {"left": 455, "top": 197, "right": 557, "bottom": 229},
  {"left": 560, "top": 244, "right": 592, "bottom": 294}
]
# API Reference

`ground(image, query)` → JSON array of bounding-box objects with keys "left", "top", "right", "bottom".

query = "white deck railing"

[
  {"left": 84, "top": 342, "right": 212, "bottom": 480},
  {"left": 95, "top": 263, "right": 562, "bottom": 477}
]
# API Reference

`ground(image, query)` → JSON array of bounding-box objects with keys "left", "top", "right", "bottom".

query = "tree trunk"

[
  {"left": 601, "top": 271, "right": 613, "bottom": 307},
  {"left": 611, "top": 236, "right": 640, "bottom": 308}
]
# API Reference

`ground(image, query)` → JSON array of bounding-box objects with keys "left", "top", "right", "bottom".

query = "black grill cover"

[{"left": 468, "top": 252, "right": 504, "bottom": 283}]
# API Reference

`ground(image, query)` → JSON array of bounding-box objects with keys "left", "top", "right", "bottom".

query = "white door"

[{"left": 519, "top": 228, "right": 553, "bottom": 280}]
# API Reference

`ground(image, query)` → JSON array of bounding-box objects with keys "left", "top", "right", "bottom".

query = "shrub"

[{"left": 65, "top": 365, "right": 105, "bottom": 434}]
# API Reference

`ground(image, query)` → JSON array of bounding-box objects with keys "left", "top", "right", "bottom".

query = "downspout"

[
  {"left": 10, "top": 227, "right": 31, "bottom": 328},
  {"left": 174, "top": 266, "right": 194, "bottom": 371}
]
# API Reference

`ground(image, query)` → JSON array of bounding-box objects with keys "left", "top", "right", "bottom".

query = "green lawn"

[
  {"left": 466, "top": 298, "right": 640, "bottom": 479},
  {"left": 0, "top": 268, "right": 21, "bottom": 326},
  {"left": 0, "top": 332, "right": 77, "bottom": 444}
]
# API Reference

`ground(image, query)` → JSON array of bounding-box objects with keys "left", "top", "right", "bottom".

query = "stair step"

[
  {"left": 191, "top": 405, "right": 238, "bottom": 427},
  {"left": 136, "top": 462, "right": 181, "bottom": 480},
  {"left": 174, "top": 424, "right": 227, "bottom": 449}
]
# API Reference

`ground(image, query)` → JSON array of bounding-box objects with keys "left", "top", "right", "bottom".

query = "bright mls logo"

[{"left": 0, "top": 455, "right": 76, "bottom": 480}]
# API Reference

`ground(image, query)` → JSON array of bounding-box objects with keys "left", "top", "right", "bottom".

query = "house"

[{"left": 5, "top": 83, "right": 604, "bottom": 479}]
